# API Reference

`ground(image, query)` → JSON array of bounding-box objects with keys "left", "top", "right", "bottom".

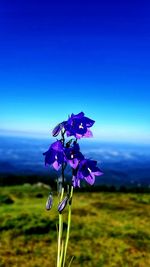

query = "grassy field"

[{"left": 0, "top": 184, "right": 150, "bottom": 267}]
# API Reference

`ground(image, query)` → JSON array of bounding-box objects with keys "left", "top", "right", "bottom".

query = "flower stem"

[
  {"left": 62, "top": 186, "right": 74, "bottom": 267},
  {"left": 60, "top": 241, "right": 64, "bottom": 266},
  {"left": 57, "top": 187, "right": 64, "bottom": 267},
  {"left": 61, "top": 130, "right": 65, "bottom": 186}
]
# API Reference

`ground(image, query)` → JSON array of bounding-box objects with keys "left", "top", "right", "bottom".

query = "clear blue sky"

[{"left": 0, "top": 1, "right": 150, "bottom": 143}]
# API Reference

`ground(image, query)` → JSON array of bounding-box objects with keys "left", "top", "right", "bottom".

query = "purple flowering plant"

[{"left": 43, "top": 112, "right": 103, "bottom": 267}]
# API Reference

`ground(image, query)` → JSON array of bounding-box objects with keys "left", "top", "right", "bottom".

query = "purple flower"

[
  {"left": 43, "top": 140, "right": 64, "bottom": 171},
  {"left": 77, "top": 159, "right": 103, "bottom": 186},
  {"left": 64, "top": 112, "right": 95, "bottom": 139},
  {"left": 58, "top": 196, "right": 69, "bottom": 212},
  {"left": 64, "top": 142, "right": 84, "bottom": 169}
]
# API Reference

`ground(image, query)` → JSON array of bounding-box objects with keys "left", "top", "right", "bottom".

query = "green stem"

[
  {"left": 62, "top": 186, "right": 74, "bottom": 267},
  {"left": 57, "top": 187, "right": 64, "bottom": 267},
  {"left": 68, "top": 256, "right": 74, "bottom": 267},
  {"left": 60, "top": 241, "right": 64, "bottom": 266}
]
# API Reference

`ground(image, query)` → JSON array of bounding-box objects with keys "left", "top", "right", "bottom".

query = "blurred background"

[{"left": 0, "top": 1, "right": 150, "bottom": 266}]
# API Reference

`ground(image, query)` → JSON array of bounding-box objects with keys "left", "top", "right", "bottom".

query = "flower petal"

[
  {"left": 43, "top": 149, "right": 55, "bottom": 165},
  {"left": 68, "top": 159, "right": 79, "bottom": 169},
  {"left": 84, "top": 129, "right": 93, "bottom": 138},
  {"left": 71, "top": 112, "right": 84, "bottom": 119},
  {"left": 93, "top": 171, "right": 103, "bottom": 176},
  {"left": 51, "top": 140, "right": 63, "bottom": 151},
  {"left": 75, "top": 133, "right": 82, "bottom": 139},
  {"left": 66, "top": 131, "right": 71, "bottom": 137},
  {"left": 53, "top": 160, "right": 61, "bottom": 170},
  {"left": 84, "top": 173, "right": 95, "bottom": 185},
  {"left": 83, "top": 117, "right": 95, "bottom": 127},
  {"left": 72, "top": 176, "right": 80, "bottom": 187}
]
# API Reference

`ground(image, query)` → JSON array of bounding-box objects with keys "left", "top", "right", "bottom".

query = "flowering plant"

[{"left": 43, "top": 112, "right": 103, "bottom": 267}]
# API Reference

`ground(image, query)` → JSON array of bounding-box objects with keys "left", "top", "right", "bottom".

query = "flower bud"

[
  {"left": 52, "top": 123, "right": 61, "bottom": 137},
  {"left": 58, "top": 196, "right": 68, "bottom": 213},
  {"left": 45, "top": 193, "right": 53, "bottom": 210},
  {"left": 52, "top": 122, "right": 66, "bottom": 137}
]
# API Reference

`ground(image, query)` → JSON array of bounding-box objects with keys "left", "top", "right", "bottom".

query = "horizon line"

[{"left": 0, "top": 128, "right": 150, "bottom": 146}]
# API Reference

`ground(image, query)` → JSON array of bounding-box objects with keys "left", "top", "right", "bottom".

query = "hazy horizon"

[{"left": 1, "top": 127, "right": 150, "bottom": 146}]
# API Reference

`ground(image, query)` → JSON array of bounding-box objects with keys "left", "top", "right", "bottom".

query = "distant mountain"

[{"left": 0, "top": 135, "right": 150, "bottom": 186}]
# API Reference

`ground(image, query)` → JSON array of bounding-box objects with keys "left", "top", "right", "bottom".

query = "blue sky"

[{"left": 0, "top": 1, "right": 150, "bottom": 143}]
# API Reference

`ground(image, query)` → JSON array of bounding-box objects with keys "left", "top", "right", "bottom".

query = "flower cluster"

[
  {"left": 52, "top": 111, "right": 95, "bottom": 139},
  {"left": 43, "top": 112, "right": 103, "bottom": 188}
]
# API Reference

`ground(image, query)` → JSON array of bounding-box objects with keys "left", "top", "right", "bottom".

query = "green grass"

[{"left": 0, "top": 184, "right": 150, "bottom": 267}]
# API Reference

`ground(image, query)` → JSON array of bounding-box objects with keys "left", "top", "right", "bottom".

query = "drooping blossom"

[
  {"left": 64, "top": 112, "right": 95, "bottom": 139},
  {"left": 76, "top": 159, "right": 103, "bottom": 186},
  {"left": 64, "top": 141, "right": 84, "bottom": 169},
  {"left": 43, "top": 140, "right": 64, "bottom": 170}
]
